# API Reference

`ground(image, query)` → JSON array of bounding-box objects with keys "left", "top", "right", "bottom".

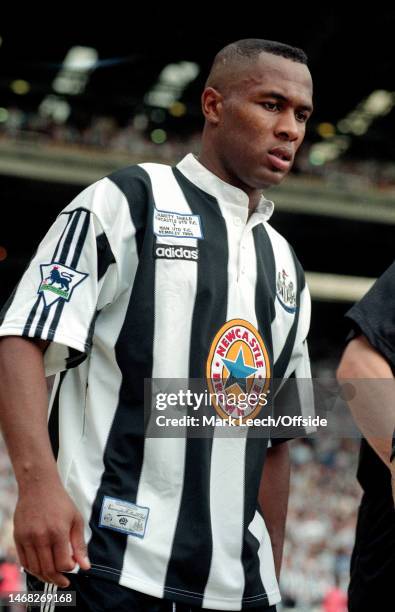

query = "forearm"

[
  {"left": 0, "top": 336, "right": 60, "bottom": 491},
  {"left": 259, "top": 443, "right": 290, "bottom": 579},
  {"left": 337, "top": 335, "right": 395, "bottom": 469}
]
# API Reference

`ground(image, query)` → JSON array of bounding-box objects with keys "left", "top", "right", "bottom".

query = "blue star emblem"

[{"left": 222, "top": 348, "right": 257, "bottom": 392}]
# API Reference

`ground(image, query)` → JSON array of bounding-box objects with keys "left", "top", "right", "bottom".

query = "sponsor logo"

[
  {"left": 206, "top": 319, "right": 271, "bottom": 423},
  {"left": 38, "top": 262, "right": 88, "bottom": 308},
  {"left": 276, "top": 269, "right": 297, "bottom": 313},
  {"left": 154, "top": 244, "right": 199, "bottom": 261}
]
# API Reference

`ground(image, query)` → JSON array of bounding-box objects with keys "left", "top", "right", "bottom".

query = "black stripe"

[
  {"left": 52, "top": 211, "right": 74, "bottom": 262},
  {"left": 96, "top": 233, "right": 116, "bottom": 281},
  {"left": 57, "top": 210, "right": 83, "bottom": 264},
  {"left": 108, "top": 165, "right": 153, "bottom": 257},
  {"left": 241, "top": 439, "right": 269, "bottom": 604},
  {"left": 163, "top": 168, "right": 229, "bottom": 604},
  {"left": 239, "top": 224, "right": 278, "bottom": 603},
  {"left": 46, "top": 211, "right": 91, "bottom": 342},
  {"left": 48, "top": 371, "right": 67, "bottom": 460},
  {"left": 84, "top": 309, "right": 101, "bottom": 353},
  {"left": 87, "top": 165, "right": 154, "bottom": 575},
  {"left": 70, "top": 212, "right": 90, "bottom": 268},
  {"left": 15, "top": 215, "right": 73, "bottom": 335},
  {"left": 31, "top": 211, "right": 83, "bottom": 338}
]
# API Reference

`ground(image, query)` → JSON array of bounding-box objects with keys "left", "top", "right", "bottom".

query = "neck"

[{"left": 198, "top": 145, "right": 262, "bottom": 215}]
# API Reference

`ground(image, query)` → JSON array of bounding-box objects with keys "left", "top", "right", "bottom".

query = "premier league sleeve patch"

[{"left": 38, "top": 262, "right": 89, "bottom": 308}]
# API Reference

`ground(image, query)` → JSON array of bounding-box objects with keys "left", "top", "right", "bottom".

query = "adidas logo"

[{"left": 154, "top": 245, "right": 199, "bottom": 261}]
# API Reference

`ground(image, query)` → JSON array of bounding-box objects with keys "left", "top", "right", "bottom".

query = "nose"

[{"left": 274, "top": 110, "right": 300, "bottom": 142}]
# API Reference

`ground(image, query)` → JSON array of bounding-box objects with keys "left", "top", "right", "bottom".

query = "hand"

[{"left": 13, "top": 482, "right": 91, "bottom": 587}]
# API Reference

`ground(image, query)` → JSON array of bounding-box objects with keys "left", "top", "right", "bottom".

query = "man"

[
  {"left": 0, "top": 39, "right": 314, "bottom": 611},
  {"left": 337, "top": 261, "right": 395, "bottom": 611}
]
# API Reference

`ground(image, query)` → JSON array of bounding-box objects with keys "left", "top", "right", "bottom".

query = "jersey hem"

[{"left": 82, "top": 564, "right": 281, "bottom": 609}]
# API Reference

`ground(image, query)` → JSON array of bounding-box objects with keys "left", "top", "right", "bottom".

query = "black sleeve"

[{"left": 345, "top": 259, "right": 395, "bottom": 371}]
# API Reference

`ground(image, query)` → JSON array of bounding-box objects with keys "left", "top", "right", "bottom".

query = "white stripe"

[
  {"left": 43, "top": 582, "right": 52, "bottom": 612},
  {"left": 119, "top": 163, "right": 196, "bottom": 593},
  {"left": 203, "top": 428, "right": 248, "bottom": 608},
  {"left": 54, "top": 212, "right": 76, "bottom": 261},
  {"left": 248, "top": 512, "right": 279, "bottom": 606},
  {"left": 40, "top": 581, "right": 48, "bottom": 612},
  {"left": 49, "top": 583, "right": 58, "bottom": 612}
]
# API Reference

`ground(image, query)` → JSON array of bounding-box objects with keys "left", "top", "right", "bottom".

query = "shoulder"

[
  {"left": 61, "top": 162, "right": 172, "bottom": 233},
  {"left": 263, "top": 221, "right": 307, "bottom": 286}
]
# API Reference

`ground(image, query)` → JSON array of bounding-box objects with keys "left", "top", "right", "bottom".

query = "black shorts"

[
  {"left": 348, "top": 492, "right": 395, "bottom": 612},
  {"left": 26, "top": 573, "right": 277, "bottom": 612}
]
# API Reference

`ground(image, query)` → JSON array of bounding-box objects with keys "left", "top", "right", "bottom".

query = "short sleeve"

[
  {"left": 345, "top": 260, "right": 395, "bottom": 370},
  {"left": 0, "top": 185, "right": 118, "bottom": 375}
]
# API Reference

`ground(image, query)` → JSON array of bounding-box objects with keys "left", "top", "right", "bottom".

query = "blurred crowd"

[
  {"left": 0, "top": 106, "right": 200, "bottom": 163},
  {"left": 0, "top": 436, "right": 16, "bottom": 558},
  {"left": 2, "top": 106, "right": 395, "bottom": 191},
  {"left": 0, "top": 435, "right": 22, "bottom": 604},
  {"left": 281, "top": 438, "right": 360, "bottom": 610}
]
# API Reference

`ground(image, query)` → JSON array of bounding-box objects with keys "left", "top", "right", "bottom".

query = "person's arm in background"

[
  {"left": 0, "top": 335, "right": 91, "bottom": 587},
  {"left": 259, "top": 442, "right": 290, "bottom": 580},
  {"left": 337, "top": 334, "right": 395, "bottom": 502}
]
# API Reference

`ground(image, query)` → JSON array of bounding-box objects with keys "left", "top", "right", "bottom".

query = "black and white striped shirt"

[{"left": 0, "top": 154, "right": 312, "bottom": 610}]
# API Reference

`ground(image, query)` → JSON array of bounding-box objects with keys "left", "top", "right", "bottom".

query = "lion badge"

[{"left": 38, "top": 262, "right": 88, "bottom": 308}]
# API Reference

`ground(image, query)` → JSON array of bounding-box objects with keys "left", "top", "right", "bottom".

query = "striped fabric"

[{"left": 0, "top": 154, "right": 313, "bottom": 610}]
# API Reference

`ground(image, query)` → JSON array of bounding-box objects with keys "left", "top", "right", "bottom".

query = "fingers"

[
  {"left": 15, "top": 541, "right": 28, "bottom": 569},
  {"left": 69, "top": 515, "right": 91, "bottom": 571},
  {"left": 22, "top": 542, "right": 46, "bottom": 583},
  {"left": 16, "top": 529, "right": 74, "bottom": 588},
  {"left": 53, "top": 538, "right": 77, "bottom": 575},
  {"left": 38, "top": 543, "right": 71, "bottom": 588}
]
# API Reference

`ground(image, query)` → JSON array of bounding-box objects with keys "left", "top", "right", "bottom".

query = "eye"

[
  {"left": 262, "top": 102, "right": 280, "bottom": 111},
  {"left": 296, "top": 111, "right": 309, "bottom": 123}
]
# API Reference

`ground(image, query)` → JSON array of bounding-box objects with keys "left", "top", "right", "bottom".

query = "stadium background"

[{"left": 0, "top": 9, "right": 394, "bottom": 610}]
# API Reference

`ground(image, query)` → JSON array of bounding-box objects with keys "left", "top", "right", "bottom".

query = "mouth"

[{"left": 267, "top": 148, "right": 293, "bottom": 172}]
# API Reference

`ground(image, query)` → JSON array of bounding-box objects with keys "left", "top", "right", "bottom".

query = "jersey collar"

[{"left": 176, "top": 153, "right": 274, "bottom": 221}]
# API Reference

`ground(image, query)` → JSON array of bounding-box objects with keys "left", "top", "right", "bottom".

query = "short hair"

[
  {"left": 205, "top": 39, "right": 308, "bottom": 91},
  {"left": 216, "top": 38, "right": 308, "bottom": 66}
]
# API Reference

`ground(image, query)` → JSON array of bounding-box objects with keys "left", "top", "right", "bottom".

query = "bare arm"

[
  {"left": 258, "top": 442, "right": 290, "bottom": 580},
  {"left": 0, "top": 336, "right": 90, "bottom": 587},
  {"left": 337, "top": 335, "right": 395, "bottom": 500}
]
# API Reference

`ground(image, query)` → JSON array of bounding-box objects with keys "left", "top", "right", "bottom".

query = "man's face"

[{"left": 213, "top": 52, "right": 313, "bottom": 190}]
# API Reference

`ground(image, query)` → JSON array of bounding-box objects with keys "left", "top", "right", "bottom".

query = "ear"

[{"left": 201, "top": 87, "right": 223, "bottom": 125}]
